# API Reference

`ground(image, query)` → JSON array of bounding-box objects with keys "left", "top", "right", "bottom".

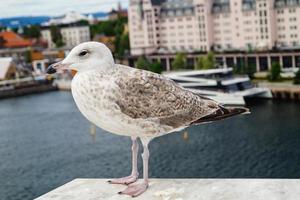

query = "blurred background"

[{"left": 1, "top": 0, "right": 300, "bottom": 199}]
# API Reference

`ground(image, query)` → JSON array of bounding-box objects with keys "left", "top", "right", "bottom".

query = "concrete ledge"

[{"left": 35, "top": 179, "right": 300, "bottom": 200}]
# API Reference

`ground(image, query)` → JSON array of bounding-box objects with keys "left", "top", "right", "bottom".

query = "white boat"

[{"left": 163, "top": 68, "right": 272, "bottom": 106}]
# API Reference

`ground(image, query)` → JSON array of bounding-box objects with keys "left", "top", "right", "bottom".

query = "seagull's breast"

[
  {"left": 71, "top": 70, "right": 161, "bottom": 137},
  {"left": 71, "top": 71, "right": 122, "bottom": 134}
]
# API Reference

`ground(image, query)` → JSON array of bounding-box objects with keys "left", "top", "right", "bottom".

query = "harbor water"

[{"left": 0, "top": 91, "right": 300, "bottom": 200}]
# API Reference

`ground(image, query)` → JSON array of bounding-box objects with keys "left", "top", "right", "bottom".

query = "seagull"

[{"left": 46, "top": 42, "right": 249, "bottom": 197}]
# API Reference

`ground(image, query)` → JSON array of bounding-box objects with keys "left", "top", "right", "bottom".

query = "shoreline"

[{"left": 0, "top": 84, "right": 57, "bottom": 99}]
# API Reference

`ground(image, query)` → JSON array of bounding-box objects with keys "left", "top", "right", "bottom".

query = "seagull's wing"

[{"left": 114, "top": 67, "right": 237, "bottom": 129}]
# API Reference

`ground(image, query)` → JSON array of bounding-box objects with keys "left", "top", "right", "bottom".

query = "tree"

[
  {"left": 196, "top": 56, "right": 205, "bottom": 69},
  {"left": 196, "top": 51, "right": 215, "bottom": 70},
  {"left": 268, "top": 62, "right": 281, "bottom": 81},
  {"left": 294, "top": 69, "right": 300, "bottom": 85},
  {"left": 98, "top": 21, "right": 116, "bottom": 36},
  {"left": 23, "top": 25, "right": 41, "bottom": 39},
  {"left": 136, "top": 57, "right": 163, "bottom": 73},
  {"left": 50, "top": 25, "right": 64, "bottom": 48},
  {"left": 136, "top": 56, "right": 150, "bottom": 70},
  {"left": 172, "top": 53, "right": 187, "bottom": 70},
  {"left": 148, "top": 61, "right": 163, "bottom": 74},
  {"left": 24, "top": 50, "right": 31, "bottom": 63},
  {"left": 77, "top": 20, "right": 89, "bottom": 26},
  {"left": 232, "top": 60, "right": 256, "bottom": 79},
  {"left": 116, "top": 33, "right": 130, "bottom": 58},
  {"left": 90, "top": 16, "right": 130, "bottom": 58},
  {"left": 245, "top": 64, "right": 256, "bottom": 79},
  {"left": 206, "top": 51, "right": 215, "bottom": 68},
  {"left": 114, "top": 18, "right": 127, "bottom": 58}
]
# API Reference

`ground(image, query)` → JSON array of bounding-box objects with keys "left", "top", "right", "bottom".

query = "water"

[{"left": 0, "top": 91, "right": 300, "bottom": 200}]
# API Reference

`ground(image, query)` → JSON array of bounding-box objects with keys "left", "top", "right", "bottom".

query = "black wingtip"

[{"left": 192, "top": 105, "right": 250, "bottom": 125}]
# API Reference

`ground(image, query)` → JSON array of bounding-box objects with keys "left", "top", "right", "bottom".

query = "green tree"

[
  {"left": 172, "top": 53, "right": 187, "bottom": 70},
  {"left": 50, "top": 25, "right": 64, "bottom": 48},
  {"left": 233, "top": 64, "right": 240, "bottom": 74},
  {"left": 116, "top": 33, "right": 129, "bottom": 58},
  {"left": 90, "top": 16, "right": 130, "bottom": 58},
  {"left": 114, "top": 18, "right": 126, "bottom": 58},
  {"left": 245, "top": 64, "right": 256, "bottom": 79},
  {"left": 268, "top": 62, "right": 281, "bottom": 81},
  {"left": 90, "top": 20, "right": 115, "bottom": 37},
  {"left": 206, "top": 51, "right": 215, "bottom": 68},
  {"left": 24, "top": 50, "right": 31, "bottom": 63},
  {"left": 148, "top": 61, "right": 163, "bottom": 74},
  {"left": 136, "top": 57, "right": 163, "bottom": 73},
  {"left": 99, "top": 21, "right": 116, "bottom": 36},
  {"left": 294, "top": 69, "right": 300, "bottom": 85},
  {"left": 196, "top": 56, "right": 205, "bottom": 69},
  {"left": 77, "top": 20, "right": 89, "bottom": 26},
  {"left": 136, "top": 56, "right": 150, "bottom": 70},
  {"left": 196, "top": 52, "right": 215, "bottom": 70},
  {"left": 23, "top": 25, "right": 41, "bottom": 39}
]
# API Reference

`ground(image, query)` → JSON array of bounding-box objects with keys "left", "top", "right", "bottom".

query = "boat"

[{"left": 163, "top": 68, "right": 272, "bottom": 106}]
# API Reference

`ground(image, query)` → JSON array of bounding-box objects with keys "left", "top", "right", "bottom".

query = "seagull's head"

[{"left": 46, "top": 42, "right": 115, "bottom": 74}]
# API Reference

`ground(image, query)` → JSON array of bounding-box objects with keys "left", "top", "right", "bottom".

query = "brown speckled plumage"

[{"left": 113, "top": 65, "right": 220, "bottom": 129}]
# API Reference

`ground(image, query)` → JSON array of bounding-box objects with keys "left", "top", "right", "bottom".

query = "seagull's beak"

[{"left": 46, "top": 61, "right": 70, "bottom": 74}]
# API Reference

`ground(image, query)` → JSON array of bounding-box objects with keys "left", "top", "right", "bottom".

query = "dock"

[
  {"left": 258, "top": 82, "right": 300, "bottom": 100},
  {"left": 35, "top": 179, "right": 300, "bottom": 200}
]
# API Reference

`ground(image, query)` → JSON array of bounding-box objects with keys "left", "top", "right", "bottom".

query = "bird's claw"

[
  {"left": 108, "top": 173, "right": 138, "bottom": 185},
  {"left": 118, "top": 181, "right": 148, "bottom": 197}
]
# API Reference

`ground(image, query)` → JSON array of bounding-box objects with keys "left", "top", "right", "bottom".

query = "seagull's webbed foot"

[
  {"left": 108, "top": 173, "right": 139, "bottom": 185},
  {"left": 118, "top": 180, "right": 148, "bottom": 197}
]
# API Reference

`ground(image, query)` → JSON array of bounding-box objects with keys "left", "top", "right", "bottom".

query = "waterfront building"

[
  {"left": 41, "top": 24, "right": 90, "bottom": 49},
  {"left": 0, "top": 57, "right": 17, "bottom": 80},
  {"left": 31, "top": 49, "right": 65, "bottom": 75},
  {"left": 128, "top": 50, "right": 300, "bottom": 72},
  {"left": 128, "top": 0, "right": 300, "bottom": 71}
]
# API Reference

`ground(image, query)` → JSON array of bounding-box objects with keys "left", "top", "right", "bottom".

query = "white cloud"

[{"left": 0, "top": 0, "right": 128, "bottom": 18}]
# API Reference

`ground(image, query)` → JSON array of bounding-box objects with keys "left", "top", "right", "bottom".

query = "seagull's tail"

[{"left": 191, "top": 105, "right": 250, "bottom": 125}]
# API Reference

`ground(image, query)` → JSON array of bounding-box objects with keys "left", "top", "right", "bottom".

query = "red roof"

[{"left": 0, "top": 31, "right": 31, "bottom": 48}]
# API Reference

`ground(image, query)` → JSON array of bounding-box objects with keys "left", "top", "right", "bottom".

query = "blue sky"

[{"left": 0, "top": 0, "right": 128, "bottom": 18}]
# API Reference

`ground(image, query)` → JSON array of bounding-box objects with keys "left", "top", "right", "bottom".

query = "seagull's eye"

[{"left": 78, "top": 50, "right": 89, "bottom": 57}]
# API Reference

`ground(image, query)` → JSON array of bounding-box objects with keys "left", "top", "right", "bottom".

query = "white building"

[
  {"left": 41, "top": 25, "right": 90, "bottom": 49},
  {"left": 0, "top": 57, "right": 17, "bottom": 80},
  {"left": 128, "top": 0, "right": 300, "bottom": 55}
]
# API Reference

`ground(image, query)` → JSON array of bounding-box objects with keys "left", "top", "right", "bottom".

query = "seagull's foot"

[
  {"left": 108, "top": 173, "right": 139, "bottom": 185},
  {"left": 118, "top": 181, "right": 148, "bottom": 197}
]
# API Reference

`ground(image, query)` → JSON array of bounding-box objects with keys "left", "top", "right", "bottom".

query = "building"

[
  {"left": 0, "top": 31, "right": 31, "bottom": 48},
  {"left": 128, "top": 0, "right": 300, "bottom": 55},
  {"left": 31, "top": 49, "right": 65, "bottom": 75},
  {"left": 41, "top": 24, "right": 90, "bottom": 49},
  {"left": 0, "top": 57, "right": 17, "bottom": 80}
]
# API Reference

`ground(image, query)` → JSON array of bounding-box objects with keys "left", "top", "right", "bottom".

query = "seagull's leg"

[
  {"left": 119, "top": 137, "right": 151, "bottom": 197},
  {"left": 108, "top": 136, "right": 139, "bottom": 185}
]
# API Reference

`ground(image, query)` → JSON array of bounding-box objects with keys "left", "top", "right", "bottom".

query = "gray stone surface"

[{"left": 35, "top": 179, "right": 300, "bottom": 200}]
